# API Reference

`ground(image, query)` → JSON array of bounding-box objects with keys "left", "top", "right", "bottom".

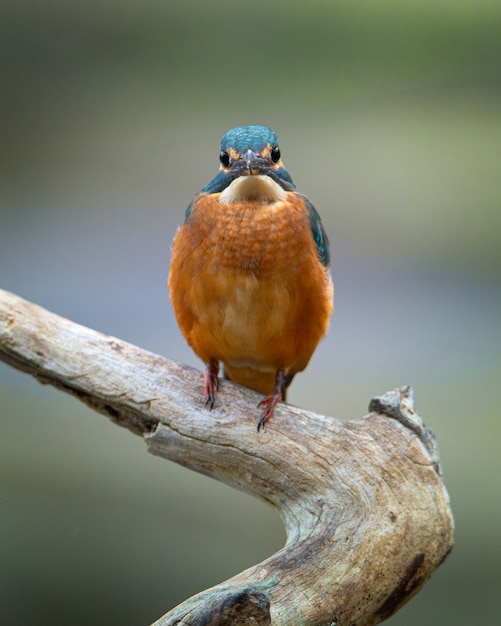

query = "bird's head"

[{"left": 202, "top": 125, "right": 295, "bottom": 199}]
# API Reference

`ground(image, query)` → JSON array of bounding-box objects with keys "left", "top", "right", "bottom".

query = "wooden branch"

[{"left": 0, "top": 288, "right": 454, "bottom": 625}]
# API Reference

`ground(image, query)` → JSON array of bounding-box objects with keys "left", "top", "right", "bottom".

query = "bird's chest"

[
  {"left": 173, "top": 195, "right": 320, "bottom": 348},
  {"left": 170, "top": 194, "right": 330, "bottom": 368},
  {"left": 187, "top": 199, "right": 308, "bottom": 279}
]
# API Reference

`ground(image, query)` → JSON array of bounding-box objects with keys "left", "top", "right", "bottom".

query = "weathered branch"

[{"left": 0, "top": 288, "right": 453, "bottom": 625}]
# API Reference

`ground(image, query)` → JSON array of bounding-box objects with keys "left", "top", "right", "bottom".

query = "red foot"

[
  {"left": 256, "top": 369, "right": 287, "bottom": 431},
  {"left": 257, "top": 392, "right": 282, "bottom": 431},
  {"left": 204, "top": 360, "right": 219, "bottom": 409}
]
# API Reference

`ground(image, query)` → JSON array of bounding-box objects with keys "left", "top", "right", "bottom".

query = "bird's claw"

[
  {"left": 204, "top": 360, "right": 219, "bottom": 410},
  {"left": 257, "top": 392, "right": 281, "bottom": 431}
]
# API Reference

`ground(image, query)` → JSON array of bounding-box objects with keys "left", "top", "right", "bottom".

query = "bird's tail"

[{"left": 223, "top": 365, "right": 294, "bottom": 401}]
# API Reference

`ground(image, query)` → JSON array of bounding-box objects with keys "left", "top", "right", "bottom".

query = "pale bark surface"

[{"left": 0, "top": 288, "right": 454, "bottom": 625}]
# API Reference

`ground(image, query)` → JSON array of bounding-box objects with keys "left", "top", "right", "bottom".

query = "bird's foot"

[
  {"left": 257, "top": 368, "right": 286, "bottom": 431},
  {"left": 257, "top": 393, "right": 282, "bottom": 431},
  {"left": 204, "top": 360, "right": 219, "bottom": 410}
]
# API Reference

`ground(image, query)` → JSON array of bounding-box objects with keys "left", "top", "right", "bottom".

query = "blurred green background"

[{"left": 1, "top": 1, "right": 500, "bottom": 624}]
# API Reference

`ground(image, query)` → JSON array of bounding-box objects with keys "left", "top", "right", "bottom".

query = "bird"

[{"left": 168, "top": 125, "right": 333, "bottom": 430}]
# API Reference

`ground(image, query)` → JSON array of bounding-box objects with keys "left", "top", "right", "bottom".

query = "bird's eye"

[
  {"left": 271, "top": 146, "right": 281, "bottom": 163},
  {"left": 220, "top": 151, "right": 230, "bottom": 167}
]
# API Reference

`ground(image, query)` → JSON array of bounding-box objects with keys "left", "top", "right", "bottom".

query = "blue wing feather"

[{"left": 302, "top": 196, "right": 330, "bottom": 267}]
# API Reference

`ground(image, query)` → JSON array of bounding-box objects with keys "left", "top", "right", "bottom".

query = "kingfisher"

[{"left": 168, "top": 125, "right": 333, "bottom": 430}]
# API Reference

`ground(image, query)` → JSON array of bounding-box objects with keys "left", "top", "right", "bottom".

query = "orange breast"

[{"left": 168, "top": 192, "right": 333, "bottom": 392}]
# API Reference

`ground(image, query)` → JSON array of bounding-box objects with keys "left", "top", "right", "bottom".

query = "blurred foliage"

[
  {"left": 2, "top": 1, "right": 500, "bottom": 275},
  {"left": 1, "top": 1, "right": 500, "bottom": 625}
]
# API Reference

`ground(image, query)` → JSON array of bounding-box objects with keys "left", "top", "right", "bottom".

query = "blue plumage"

[
  {"left": 303, "top": 196, "right": 330, "bottom": 267},
  {"left": 221, "top": 125, "right": 278, "bottom": 154},
  {"left": 201, "top": 125, "right": 296, "bottom": 195}
]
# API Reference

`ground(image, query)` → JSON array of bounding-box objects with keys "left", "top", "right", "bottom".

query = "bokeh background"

[{"left": 1, "top": 1, "right": 500, "bottom": 624}]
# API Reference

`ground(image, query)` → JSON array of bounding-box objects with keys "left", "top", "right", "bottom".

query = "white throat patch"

[{"left": 219, "top": 175, "right": 287, "bottom": 204}]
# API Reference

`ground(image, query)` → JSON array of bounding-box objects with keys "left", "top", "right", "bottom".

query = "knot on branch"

[{"left": 168, "top": 587, "right": 271, "bottom": 625}]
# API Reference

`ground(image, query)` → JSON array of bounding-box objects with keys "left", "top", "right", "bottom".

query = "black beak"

[{"left": 237, "top": 149, "right": 269, "bottom": 176}]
